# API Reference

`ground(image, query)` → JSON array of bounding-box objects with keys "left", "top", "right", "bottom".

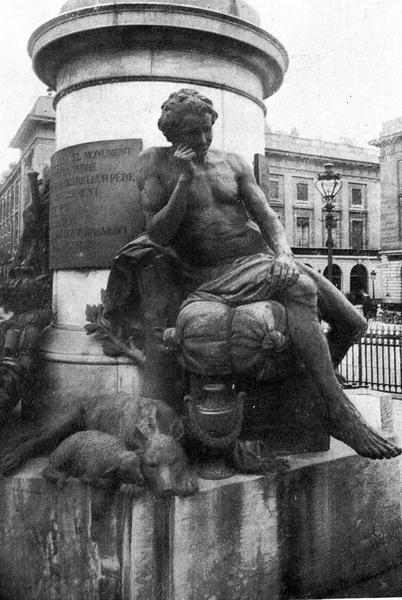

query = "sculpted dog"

[
  {"left": 43, "top": 430, "right": 145, "bottom": 492},
  {"left": 1, "top": 393, "right": 198, "bottom": 497},
  {"left": 133, "top": 418, "right": 199, "bottom": 497}
]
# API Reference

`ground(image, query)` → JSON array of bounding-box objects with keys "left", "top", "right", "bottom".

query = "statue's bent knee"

[{"left": 285, "top": 274, "right": 317, "bottom": 302}]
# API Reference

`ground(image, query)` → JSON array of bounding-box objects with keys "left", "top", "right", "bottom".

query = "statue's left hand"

[{"left": 266, "top": 257, "right": 300, "bottom": 294}]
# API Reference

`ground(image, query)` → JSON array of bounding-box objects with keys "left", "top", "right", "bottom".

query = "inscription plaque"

[{"left": 50, "top": 139, "right": 143, "bottom": 269}]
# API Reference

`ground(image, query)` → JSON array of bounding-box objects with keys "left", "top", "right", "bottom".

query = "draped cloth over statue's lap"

[{"left": 181, "top": 253, "right": 277, "bottom": 308}]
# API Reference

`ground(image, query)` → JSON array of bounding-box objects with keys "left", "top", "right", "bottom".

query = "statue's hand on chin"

[{"left": 173, "top": 144, "right": 197, "bottom": 179}]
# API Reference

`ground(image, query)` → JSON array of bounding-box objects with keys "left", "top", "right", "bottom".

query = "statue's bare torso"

[{"left": 139, "top": 147, "right": 268, "bottom": 266}]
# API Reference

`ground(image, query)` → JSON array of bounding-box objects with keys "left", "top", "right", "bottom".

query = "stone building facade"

[
  {"left": 258, "top": 131, "right": 382, "bottom": 299},
  {"left": 0, "top": 96, "right": 55, "bottom": 282},
  {"left": 371, "top": 118, "right": 402, "bottom": 308}
]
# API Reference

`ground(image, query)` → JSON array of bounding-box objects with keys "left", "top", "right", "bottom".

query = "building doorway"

[
  {"left": 350, "top": 264, "right": 368, "bottom": 302},
  {"left": 323, "top": 264, "right": 342, "bottom": 290}
]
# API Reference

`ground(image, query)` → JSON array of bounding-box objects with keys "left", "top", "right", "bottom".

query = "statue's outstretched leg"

[
  {"left": 298, "top": 263, "right": 367, "bottom": 367},
  {"left": 283, "top": 275, "right": 401, "bottom": 459}
]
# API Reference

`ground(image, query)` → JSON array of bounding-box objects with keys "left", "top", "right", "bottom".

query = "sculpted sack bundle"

[{"left": 175, "top": 300, "right": 292, "bottom": 380}]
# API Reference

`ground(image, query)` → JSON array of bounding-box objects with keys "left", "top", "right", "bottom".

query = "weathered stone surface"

[
  {"left": 0, "top": 401, "right": 401, "bottom": 600},
  {"left": 170, "top": 476, "right": 280, "bottom": 600},
  {"left": 327, "top": 564, "right": 402, "bottom": 598},
  {"left": 278, "top": 442, "right": 402, "bottom": 599}
]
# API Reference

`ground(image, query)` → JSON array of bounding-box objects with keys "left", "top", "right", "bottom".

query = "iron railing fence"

[{"left": 339, "top": 321, "right": 402, "bottom": 394}]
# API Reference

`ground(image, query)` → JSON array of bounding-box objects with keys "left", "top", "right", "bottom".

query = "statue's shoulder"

[
  {"left": 214, "top": 149, "right": 249, "bottom": 173},
  {"left": 138, "top": 146, "right": 170, "bottom": 183},
  {"left": 139, "top": 146, "right": 170, "bottom": 167}
]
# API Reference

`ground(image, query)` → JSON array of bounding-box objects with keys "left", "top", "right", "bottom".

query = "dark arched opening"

[
  {"left": 350, "top": 264, "right": 368, "bottom": 303},
  {"left": 324, "top": 264, "right": 342, "bottom": 290}
]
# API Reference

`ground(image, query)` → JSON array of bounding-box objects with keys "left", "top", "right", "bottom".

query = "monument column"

[{"left": 27, "top": 0, "right": 288, "bottom": 409}]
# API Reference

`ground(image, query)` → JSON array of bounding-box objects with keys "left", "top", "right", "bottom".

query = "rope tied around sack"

[
  {"left": 261, "top": 330, "right": 288, "bottom": 353},
  {"left": 226, "top": 304, "right": 236, "bottom": 374}
]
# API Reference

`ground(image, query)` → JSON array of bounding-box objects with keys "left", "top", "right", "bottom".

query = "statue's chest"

[
  {"left": 207, "top": 163, "right": 239, "bottom": 200},
  {"left": 186, "top": 164, "right": 239, "bottom": 209}
]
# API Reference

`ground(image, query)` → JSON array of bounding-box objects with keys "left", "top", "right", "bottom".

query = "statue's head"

[{"left": 158, "top": 89, "right": 218, "bottom": 156}]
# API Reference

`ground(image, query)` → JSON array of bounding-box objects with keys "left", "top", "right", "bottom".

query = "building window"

[
  {"left": 0, "top": 171, "right": 22, "bottom": 267},
  {"left": 349, "top": 184, "right": 365, "bottom": 209},
  {"left": 398, "top": 160, "right": 402, "bottom": 194},
  {"left": 296, "top": 182, "right": 308, "bottom": 202},
  {"left": 351, "top": 188, "right": 362, "bottom": 206},
  {"left": 296, "top": 216, "right": 310, "bottom": 247},
  {"left": 350, "top": 219, "right": 364, "bottom": 249},
  {"left": 269, "top": 180, "right": 279, "bottom": 201}
]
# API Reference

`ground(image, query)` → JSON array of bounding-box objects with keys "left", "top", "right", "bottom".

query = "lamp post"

[
  {"left": 315, "top": 163, "right": 343, "bottom": 284},
  {"left": 370, "top": 269, "right": 377, "bottom": 299}
]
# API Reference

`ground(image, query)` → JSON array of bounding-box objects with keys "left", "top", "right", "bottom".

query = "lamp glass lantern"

[
  {"left": 315, "top": 163, "right": 342, "bottom": 285},
  {"left": 315, "top": 163, "right": 343, "bottom": 206}
]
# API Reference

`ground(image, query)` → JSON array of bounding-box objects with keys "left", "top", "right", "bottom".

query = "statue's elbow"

[{"left": 147, "top": 224, "right": 169, "bottom": 247}]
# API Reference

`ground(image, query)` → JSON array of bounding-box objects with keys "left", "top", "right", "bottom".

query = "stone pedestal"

[
  {"left": 1, "top": 391, "right": 401, "bottom": 600},
  {"left": 1, "top": 441, "right": 400, "bottom": 600},
  {"left": 26, "top": 0, "right": 288, "bottom": 412}
]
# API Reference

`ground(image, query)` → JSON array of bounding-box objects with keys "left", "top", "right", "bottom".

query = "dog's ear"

[
  {"left": 132, "top": 426, "right": 148, "bottom": 448},
  {"left": 169, "top": 419, "right": 184, "bottom": 441}
]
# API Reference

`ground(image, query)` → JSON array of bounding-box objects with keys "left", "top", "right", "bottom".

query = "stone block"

[
  {"left": 278, "top": 447, "right": 402, "bottom": 599},
  {"left": 0, "top": 433, "right": 401, "bottom": 600},
  {"left": 346, "top": 388, "right": 394, "bottom": 433}
]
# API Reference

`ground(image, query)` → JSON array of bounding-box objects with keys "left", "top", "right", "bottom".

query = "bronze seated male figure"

[{"left": 105, "top": 88, "right": 400, "bottom": 463}]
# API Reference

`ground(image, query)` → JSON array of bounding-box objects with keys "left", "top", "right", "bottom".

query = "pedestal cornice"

[
  {"left": 28, "top": 3, "right": 288, "bottom": 101},
  {"left": 370, "top": 131, "right": 402, "bottom": 148}
]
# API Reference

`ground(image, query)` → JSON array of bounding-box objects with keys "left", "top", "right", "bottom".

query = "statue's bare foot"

[
  {"left": 231, "top": 440, "right": 289, "bottom": 474},
  {"left": 328, "top": 395, "right": 401, "bottom": 459}
]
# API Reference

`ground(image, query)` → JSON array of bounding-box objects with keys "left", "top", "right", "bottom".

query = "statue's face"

[{"left": 174, "top": 112, "right": 213, "bottom": 158}]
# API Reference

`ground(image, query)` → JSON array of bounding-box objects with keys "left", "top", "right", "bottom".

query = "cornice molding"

[
  {"left": 370, "top": 132, "right": 402, "bottom": 148},
  {"left": 53, "top": 75, "right": 267, "bottom": 114},
  {"left": 292, "top": 247, "right": 379, "bottom": 257},
  {"left": 28, "top": 3, "right": 288, "bottom": 97},
  {"left": 265, "top": 149, "right": 379, "bottom": 170}
]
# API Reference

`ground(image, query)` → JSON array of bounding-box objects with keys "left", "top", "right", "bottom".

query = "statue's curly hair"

[{"left": 158, "top": 89, "right": 218, "bottom": 143}]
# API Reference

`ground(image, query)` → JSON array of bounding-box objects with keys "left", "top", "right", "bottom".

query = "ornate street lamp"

[
  {"left": 370, "top": 269, "right": 377, "bottom": 299},
  {"left": 315, "top": 163, "right": 343, "bottom": 283}
]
